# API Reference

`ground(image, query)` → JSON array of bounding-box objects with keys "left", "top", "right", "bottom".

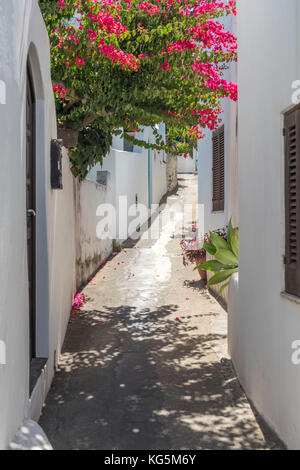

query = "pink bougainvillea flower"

[
  {"left": 43, "top": 0, "right": 237, "bottom": 183},
  {"left": 72, "top": 292, "right": 86, "bottom": 313}
]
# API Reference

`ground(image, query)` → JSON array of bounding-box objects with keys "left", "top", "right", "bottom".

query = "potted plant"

[
  {"left": 196, "top": 219, "right": 239, "bottom": 294},
  {"left": 180, "top": 227, "right": 227, "bottom": 281},
  {"left": 180, "top": 237, "right": 208, "bottom": 280}
]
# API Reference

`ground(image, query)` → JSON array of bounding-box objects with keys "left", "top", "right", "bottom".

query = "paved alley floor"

[{"left": 39, "top": 174, "right": 276, "bottom": 450}]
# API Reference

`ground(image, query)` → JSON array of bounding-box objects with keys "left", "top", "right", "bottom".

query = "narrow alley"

[{"left": 39, "top": 175, "right": 274, "bottom": 450}]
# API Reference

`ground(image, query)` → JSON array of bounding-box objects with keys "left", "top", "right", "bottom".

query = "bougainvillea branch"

[{"left": 39, "top": 0, "right": 237, "bottom": 179}]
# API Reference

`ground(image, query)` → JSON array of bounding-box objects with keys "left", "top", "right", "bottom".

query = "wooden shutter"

[
  {"left": 212, "top": 125, "right": 225, "bottom": 212},
  {"left": 284, "top": 108, "right": 300, "bottom": 296}
]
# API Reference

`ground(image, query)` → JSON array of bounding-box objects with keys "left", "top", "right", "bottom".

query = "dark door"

[{"left": 26, "top": 65, "right": 36, "bottom": 360}]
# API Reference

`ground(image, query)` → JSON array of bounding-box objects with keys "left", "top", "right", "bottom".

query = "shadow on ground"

[{"left": 39, "top": 303, "right": 266, "bottom": 450}]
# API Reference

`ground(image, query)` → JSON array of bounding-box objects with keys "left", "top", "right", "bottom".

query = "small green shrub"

[{"left": 196, "top": 219, "right": 239, "bottom": 294}]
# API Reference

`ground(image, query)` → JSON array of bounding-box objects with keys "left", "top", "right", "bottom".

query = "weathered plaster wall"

[
  {"left": 0, "top": 0, "right": 76, "bottom": 449},
  {"left": 197, "top": 13, "right": 237, "bottom": 234},
  {"left": 75, "top": 179, "right": 113, "bottom": 288},
  {"left": 145, "top": 124, "right": 167, "bottom": 206},
  {"left": 177, "top": 154, "right": 196, "bottom": 174},
  {"left": 151, "top": 149, "right": 167, "bottom": 204},
  {"left": 0, "top": 1, "right": 114, "bottom": 449},
  {"left": 88, "top": 125, "right": 167, "bottom": 241},
  {"left": 230, "top": 0, "right": 300, "bottom": 449}
]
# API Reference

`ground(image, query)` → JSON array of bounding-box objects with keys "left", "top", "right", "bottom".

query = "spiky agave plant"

[{"left": 196, "top": 219, "right": 239, "bottom": 294}]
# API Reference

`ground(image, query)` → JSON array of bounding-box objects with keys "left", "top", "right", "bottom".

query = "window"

[
  {"left": 96, "top": 170, "right": 109, "bottom": 186},
  {"left": 124, "top": 138, "right": 134, "bottom": 152},
  {"left": 212, "top": 124, "right": 225, "bottom": 212},
  {"left": 284, "top": 106, "right": 300, "bottom": 296},
  {"left": 124, "top": 133, "right": 134, "bottom": 152}
]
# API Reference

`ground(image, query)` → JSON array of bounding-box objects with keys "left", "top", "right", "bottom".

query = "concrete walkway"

[{"left": 39, "top": 174, "right": 274, "bottom": 450}]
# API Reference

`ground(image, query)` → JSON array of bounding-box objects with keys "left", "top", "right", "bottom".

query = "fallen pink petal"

[{"left": 72, "top": 292, "right": 86, "bottom": 311}]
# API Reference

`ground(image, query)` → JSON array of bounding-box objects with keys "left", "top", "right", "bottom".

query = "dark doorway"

[{"left": 26, "top": 63, "right": 36, "bottom": 361}]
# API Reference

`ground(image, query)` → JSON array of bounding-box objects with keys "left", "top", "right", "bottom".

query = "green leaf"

[
  {"left": 230, "top": 229, "right": 239, "bottom": 258},
  {"left": 207, "top": 268, "right": 238, "bottom": 286},
  {"left": 209, "top": 231, "right": 228, "bottom": 251},
  {"left": 202, "top": 242, "right": 216, "bottom": 255},
  {"left": 214, "top": 249, "right": 238, "bottom": 267},
  {"left": 39, "top": 0, "right": 238, "bottom": 179},
  {"left": 195, "top": 260, "right": 232, "bottom": 272},
  {"left": 227, "top": 218, "right": 234, "bottom": 249},
  {"left": 219, "top": 281, "right": 230, "bottom": 295}
]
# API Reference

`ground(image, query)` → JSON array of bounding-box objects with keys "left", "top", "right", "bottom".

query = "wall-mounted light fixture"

[{"left": 51, "top": 139, "right": 63, "bottom": 190}]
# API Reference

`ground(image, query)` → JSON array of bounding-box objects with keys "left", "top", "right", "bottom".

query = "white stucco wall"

[
  {"left": 150, "top": 149, "right": 167, "bottom": 205},
  {"left": 197, "top": 13, "right": 237, "bottom": 234},
  {"left": 147, "top": 123, "right": 167, "bottom": 205},
  {"left": 88, "top": 125, "right": 167, "bottom": 241},
  {"left": 88, "top": 148, "right": 148, "bottom": 241},
  {"left": 229, "top": 0, "right": 300, "bottom": 449},
  {"left": 0, "top": 0, "right": 77, "bottom": 448},
  {"left": 75, "top": 179, "right": 113, "bottom": 288},
  {"left": 112, "top": 129, "right": 143, "bottom": 154},
  {"left": 178, "top": 154, "right": 196, "bottom": 173}
]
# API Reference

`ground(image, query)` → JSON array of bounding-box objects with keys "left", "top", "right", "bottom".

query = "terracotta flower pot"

[{"left": 195, "top": 255, "right": 207, "bottom": 281}]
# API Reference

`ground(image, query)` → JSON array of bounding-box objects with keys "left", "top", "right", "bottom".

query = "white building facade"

[
  {"left": 197, "top": 14, "right": 238, "bottom": 235},
  {"left": 88, "top": 124, "right": 168, "bottom": 241},
  {"left": 0, "top": 0, "right": 72, "bottom": 448},
  {"left": 228, "top": 0, "right": 300, "bottom": 449},
  {"left": 0, "top": 0, "right": 115, "bottom": 449},
  {"left": 177, "top": 151, "right": 197, "bottom": 174}
]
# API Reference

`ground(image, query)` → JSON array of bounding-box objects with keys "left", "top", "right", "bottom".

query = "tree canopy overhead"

[{"left": 39, "top": 0, "right": 237, "bottom": 179}]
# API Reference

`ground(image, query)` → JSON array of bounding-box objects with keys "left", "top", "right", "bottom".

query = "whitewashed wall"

[
  {"left": 75, "top": 179, "right": 113, "bottom": 288},
  {"left": 0, "top": 0, "right": 76, "bottom": 449},
  {"left": 0, "top": 0, "right": 114, "bottom": 449},
  {"left": 150, "top": 149, "right": 167, "bottom": 205},
  {"left": 88, "top": 148, "right": 148, "bottom": 241},
  {"left": 230, "top": 0, "right": 300, "bottom": 449},
  {"left": 197, "top": 13, "right": 238, "bottom": 234},
  {"left": 146, "top": 124, "right": 167, "bottom": 206},
  {"left": 178, "top": 154, "right": 196, "bottom": 173},
  {"left": 88, "top": 125, "right": 167, "bottom": 241}
]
